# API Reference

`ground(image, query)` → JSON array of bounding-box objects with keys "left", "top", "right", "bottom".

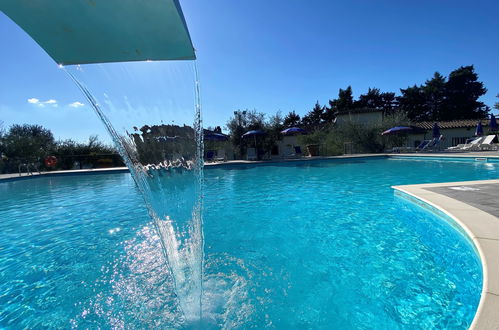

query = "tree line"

[
  {"left": 0, "top": 123, "right": 123, "bottom": 174},
  {"left": 279, "top": 65, "right": 490, "bottom": 131}
]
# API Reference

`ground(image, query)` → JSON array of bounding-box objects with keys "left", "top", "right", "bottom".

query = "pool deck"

[
  {"left": 393, "top": 180, "right": 499, "bottom": 329},
  {"left": 0, "top": 167, "right": 129, "bottom": 182}
]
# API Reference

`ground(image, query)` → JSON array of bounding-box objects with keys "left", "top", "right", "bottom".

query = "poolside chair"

[
  {"left": 215, "top": 149, "right": 226, "bottom": 162},
  {"left": 283, "top": 145, "right": 303, "bottom": 158},
  {"left": 205, "top": 150, "right": 215, "bottom": 162},
  {"left": 479, "top": 135, "right": 498, "bottom": 151},
  {"left": 427, "top": 135, "right": 444, "bottom": 152},
  {"left": 416, "top": 140, "right": 430, "bottom": 151},
  {"left": 247, "top": 148, "right": 257, "bottom": 161},
  {"left": 447, "top": 136, "right": 484, "bottom": 151},
  {"left": 294, "top": 146, "right": 303, "bottom": 156},
  {"left": 282, "top": 145, "right": 297, "bottom": 158}
]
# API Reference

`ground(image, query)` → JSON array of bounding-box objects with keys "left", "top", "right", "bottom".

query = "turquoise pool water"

[{"left": 1, "top": 157, "right": 498, "bottom": 328}]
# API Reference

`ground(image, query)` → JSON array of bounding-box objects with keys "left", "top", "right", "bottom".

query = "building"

[
  {"left": 409, "top": 119, "right": 492, "bottom": 149},
  {"left": 335, "top": 108, "right": 493, "bottom": 149},
  {"left": 335, "top": 108, "right": 384, "bottom": 126}
]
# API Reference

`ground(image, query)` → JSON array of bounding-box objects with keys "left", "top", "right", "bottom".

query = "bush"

[{"left": 299, "top": 112, "right": 411, "bottom": 155}]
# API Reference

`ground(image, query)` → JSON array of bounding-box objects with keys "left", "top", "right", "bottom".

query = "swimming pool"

[{"left": 1, "top": 157, "right": 498, "bottom": 328}]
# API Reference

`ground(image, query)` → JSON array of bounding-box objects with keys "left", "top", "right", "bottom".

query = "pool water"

[{"left": 1, "top": 157, "right": 498, "bottom": 328}]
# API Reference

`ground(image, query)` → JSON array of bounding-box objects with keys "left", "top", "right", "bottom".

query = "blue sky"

[{"left": 1, "top": 0, "right": 498, "bottom": 142}]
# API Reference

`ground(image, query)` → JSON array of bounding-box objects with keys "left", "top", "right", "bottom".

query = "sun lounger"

[
  {"left": 215, "top": 149, "right": 226, "bottom": 162},
  {"left": 416, "top": 140, "right": 430, "bottom": 151},
  {"left": 283, "top": 145, "right": 303, "bottom": 158},
  {"left": 294, "top": 146, "right": 302, "bottom": 156},
  {"left": 205, "top": 150, "right": 215, "bottom": 162},
  {"left": 447, "top": 136, "right": 484, "bottom": 151},
  {"left": 247, "top": 148, "right": 257, "bottom": 161},
  {"left": 415, "top": 135, "right": 444, "bottom": 152},
  {"left": 479, "top": 135, "right": 498, "bottom": 151}
]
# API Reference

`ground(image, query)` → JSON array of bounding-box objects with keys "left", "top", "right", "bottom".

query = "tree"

[
  {"left": 494, "top": 94, "right": 499, "bottom": 111},
  {"left": 398, "top": 66, "right": 489, "bottom": 121},
  {"left": 350, "top": 88, "right": 397, "bottom": 113},
  {"left": 443, "top": 65, "right": 488, "bottom": 119},
  {"left": 267, "top": 111, "right": 284, "bottom": 131},
  {"left": 283, "top": 111, "right": 301, "bottom": 127},
  {"left": 330, "top": 86, "right": 354, "bottom": 113},
  {"left": 2, "top": 124, "right": 55, "bottom": 162},
  {"left": 225, "top": 109, "right": 265, "bottom": 158},
  {"left": 301, "top": 101, "right": 325, "bottom": 129},
  {"left": 380, "top": 92, "right": 397, "bottom": 113},
  {"left": 56, "top": 135, "right": 117, "bottom": 170},
  {"left": 356, "top": 88, "right": 383, "bottom": 109},
  {"left": 398, "top": 84, "right": 428, "bottom": 121},
  {"left": 423, "top": 72, "right": 446, "bottom": 121},
  {"left": 398, "top": 73, "right": 446, "bottom": 122},
  {"left": 321, "top": 105, "right": 336, "bottom": 123}
]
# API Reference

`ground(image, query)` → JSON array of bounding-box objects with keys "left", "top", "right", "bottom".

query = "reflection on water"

[{"left": 70, "top": 224, "right": 254, "bottom": 329}]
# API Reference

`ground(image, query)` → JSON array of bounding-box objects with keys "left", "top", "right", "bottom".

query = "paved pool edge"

[
  {"left": 393, "top": 180, "right": 499, "bottom": 330},
  {"left": 0, "top": 167, "right": 129, "bottom": 182}
]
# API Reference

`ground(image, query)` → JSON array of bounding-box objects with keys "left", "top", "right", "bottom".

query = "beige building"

[
  {"left": 408, "top": 120, "right": 492, "bottom": 149},
  {"left": 335, "top": 108, "right": 384, "bottom": 126},
  {"left": 335, "top": 109, "right": 492, "bottom": 149}
]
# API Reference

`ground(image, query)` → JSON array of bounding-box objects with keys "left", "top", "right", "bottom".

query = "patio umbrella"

[
  {"left": 432, "top": 122, "right": 440, "bottom": 138},
  {"left": 490, "top": 114, "right": 498, "bottom": 132},
  {"left": 204, "top": 132, "right": 229, "bottom": 141},
  {"left": 475, "top": 121, "right": 484, "bottom": 136},
  {"left": 381, "top": 126, "right": 412, "bottom": 136},
  {"left": 281, "top": 127, "right": 307, "bottom": 135},
  {"left": 242, "top": 130, "right": 266, "bottom": 152}
]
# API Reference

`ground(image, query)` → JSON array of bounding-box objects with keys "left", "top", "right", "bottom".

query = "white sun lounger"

[
  {"left": 247, "top": 148, "right": 257, "bottom": 161},
  {"left": 479, "top": 135, "right": 498, "bottom": 151},
  {"left": 447, "top": 136, "right": 484, "bottom": 151},
  {"left": 215, "top": 149, "right": 226, "bottom": 162}
]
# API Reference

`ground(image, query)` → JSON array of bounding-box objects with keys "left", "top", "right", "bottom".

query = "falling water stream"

[{"left": 64, "top": 61, "right": 205, "bottom": 324}]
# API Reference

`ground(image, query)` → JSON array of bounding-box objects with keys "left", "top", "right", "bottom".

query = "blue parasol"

[
  {"left": 204, "top": 132, "right": 228, "bottom": 141},
  {"left": 242, "top": 130, "right": 266, "bottom": 155},
  {"left": 281, "top": 127, "right": 307, "bottom": 135},
  {"left": 475, "top": 121, "right": 484, "bottom": 136},
  {"left": 242, "top": 130, "right": 266, "bottom": 138},
  {"left": 381, "top": 126, "right": 412, "bottom": 136},
  {"left": 490, "top": 114, "right": 498, "bottom": 132}
]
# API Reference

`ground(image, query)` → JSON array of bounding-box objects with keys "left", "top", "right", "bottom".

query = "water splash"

[{"left": 64, "top": 61, "right": 204, "bottom": 323}]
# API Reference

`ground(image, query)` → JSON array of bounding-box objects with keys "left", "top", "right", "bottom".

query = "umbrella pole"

[{"left": 254, "top": 135, "right": 257, "bottom": 159}]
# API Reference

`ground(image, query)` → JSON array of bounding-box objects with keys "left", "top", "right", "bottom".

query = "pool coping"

[
  {"left": 393, "top": 180, "right": 499, "bottom": 329},
  {"left": 0, "top": 167, "right": 129, "bottom": 182}
]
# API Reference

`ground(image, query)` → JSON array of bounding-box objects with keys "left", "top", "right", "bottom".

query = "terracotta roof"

[{"left": 414, "top": 119, "right": 489, "bottom": 130}]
